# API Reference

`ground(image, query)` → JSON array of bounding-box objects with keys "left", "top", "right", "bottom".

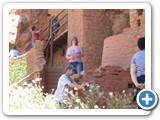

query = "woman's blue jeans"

[{"left": 69, "top": 62, "right": 83, "bottom": 74}]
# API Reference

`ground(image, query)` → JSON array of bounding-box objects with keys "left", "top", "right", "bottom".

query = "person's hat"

[{"left": 65, "top": 65, "right": 76, "bottom": 71}]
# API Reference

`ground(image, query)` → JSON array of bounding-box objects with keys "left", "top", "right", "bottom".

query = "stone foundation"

[{"left": 82, "top": 65, "right": 133, "bottom": 95}]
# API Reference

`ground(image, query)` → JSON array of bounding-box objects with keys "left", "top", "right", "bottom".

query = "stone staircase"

[{"left": 44, "top": 67, "right": 65, "bottom": 93}]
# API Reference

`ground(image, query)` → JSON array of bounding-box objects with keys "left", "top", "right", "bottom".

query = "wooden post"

[
  {"left": 51, "top": 38, "right": 53, "bottom": 67},
  {"left": 45, "top": 19, "right": 51, "bottom": 67},
  {"left": 50, "top": 20, "right": 53, "bottom": 67},
  {"left": 46, "top": 47, "right": 49, "bottom": 66}
]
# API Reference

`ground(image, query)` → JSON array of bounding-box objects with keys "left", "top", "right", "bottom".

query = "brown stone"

[{"left": 9, "top": 9, "right": 48, "bottom": 54}]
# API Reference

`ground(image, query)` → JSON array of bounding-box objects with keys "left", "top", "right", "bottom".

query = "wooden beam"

[
  {"left": 52, "top": 21, "right": 68, "bottom": 35},
  {"left": 53, "top": 44, "right": 62, "bottom": 47},
  {"left": 51, "top": 14, "right": 68, "bottom": 28},
  {"left": 51, "top": 9, "right": 65, "bottom": 22},
  {"left": 53, "top": 29, "right": 68, "bottom": 42}
]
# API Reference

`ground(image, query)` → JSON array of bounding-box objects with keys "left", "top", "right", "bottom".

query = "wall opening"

[
  {"left": 137, "top": 9, "right": 143, "bottom": 16},
  {"left": 137, "top": 19, "right": 141, "bottom": 27}
]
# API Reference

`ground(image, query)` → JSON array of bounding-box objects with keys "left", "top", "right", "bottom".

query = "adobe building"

[
  {"left": 42, "top": 9, "right": 144, "bottom": 94},
  {"left": 9, "top": 9, "right": 145, "bottom": 94}
]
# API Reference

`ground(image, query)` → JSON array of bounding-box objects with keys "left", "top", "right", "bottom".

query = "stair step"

[
  {"left": 45, "top": 87, "right": 57, "bottom": 90},
  {"left": 45, "top": 86, "right": 57, "bottom": 89},
  {"left": 45, "top": 69, "right": 64, "bottom": 71},
  {"left": 45, "top": 82, "right": 58, "bottom": 84},
  {"left": 45, "top": 76, "right": 60, "bottom": 78},
  {"left": 45, "top": 72, "right": 64, "bottom": 74},
  {"left": 45, "top": 77, "right": 61, "bottom": 79},
  {"left": 45, "top": 73, "right": 62, "bottom": 76},
  {"left": 45, "top": 90, "right": 55, "bottom": 94},
  {"left": 46, "top": 81, "right": 57, "bottom": 84},
  {"left": 45, "top": 67, "right": 64, "bottom": 71},
  {"left": 45, "top": 86, "right": 57, "bottom": 90},
  {"left": 45, "top": 81, "right": 58, "bottom": 85},
  {"left": 44, "top": 67, "right": 65, "bottom": 93},
  {"left": 45, "top": 79, "right": 58, "bottom": 82},
  {"left": 45, "top": 76, "right": 61, "bottom": 79}
]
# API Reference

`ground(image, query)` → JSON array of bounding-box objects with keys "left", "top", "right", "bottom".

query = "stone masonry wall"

[
  {"left": 82, "top": 66, "right": 132, "bottom": 95},
  {"left": 123, "top": 9, "right": 145, "bottom": 38},
  {"left": 26, "top": 41, "right": 46, "bottom": 79},
  {"left": 83, "top": 34, "right": 137, "bottom": 94},
  {"left": 102, "top": 34, "right": 138, "bottom": 70},
  {"left": 68, "top": 10, "right": 84, "bottom": 47},
  {"left": 48, "top": 9, "right": 130, "bottom": 70},
  {"left": 102, "top": 9, "right": 145, "bottom": 70},
  {"left": 70, "top": 10, "right": 130, "bottom": 71},
  {"left": 82, "top": 9, "right": 145, "bottom": 94},
  {"left": 82, "top": 10, "right": 111, "bottom": 70},
  {"left": 104, "top": 9, "right": 129, "bottom": 35}
]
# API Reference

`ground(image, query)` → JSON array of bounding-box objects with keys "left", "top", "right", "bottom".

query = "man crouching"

[{"left": 54, "top": 65, "right": 86, "bottom": 104}]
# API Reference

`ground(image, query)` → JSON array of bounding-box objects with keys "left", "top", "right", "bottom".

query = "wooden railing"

[
  {"left": 44, "top": 9, "right": 67, "bottom": 51},
  {"left": 44, "top": 9, "right": 68, "bottom": 67},
  {"left": 10, "top": 71, "right": 36, "bottom": 87}
]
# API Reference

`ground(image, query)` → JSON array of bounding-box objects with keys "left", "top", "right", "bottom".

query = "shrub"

[
  {"left": 105, "top": 91, "right": 133, "bottom": 109},
  {"left": 9, "top": 76, "right": 132, "bottom": 109},
  {"left": 56, "top": 83, "right": 132, "bottom": 109},
  {"left": 9, "top": 59, "right": 27, "bottom": 85},
  {"left": 9, "top": 79, "right": 56, "bottom": 109}
]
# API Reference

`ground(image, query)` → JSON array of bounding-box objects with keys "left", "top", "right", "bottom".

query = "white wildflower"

[
  {"left": 109, "top": 92, "right": 113, "bottom": 96},
  {"left": 23, "top": 82, "right": 28, "bottom": 86},
  {"left": 102, "top": 106, "right": 106, "bottom": 109},
  {"left": 36, "top": 78, "right": 41, "bottom": 82},
  {"left": 94, "top": 105, "right": 99, "bottom": 109},
  {"left": 32, "top": 80, "right": 36, "bottom": 84},
  {"left": 69, "top": 91, "right": 73, "bottom": 94},
  {"left": 86, "top": 83, "right": 89, "bottom": 87},
  {"left": 63, "top": 100, "right": 67, "bottom": 103},
  {"left": 122, "top": 90, "right": 125, "bottom": 94},
  {"left": 75, "top": 99, "right": 80, "bottom": 103},
  {"left": 27, "top": 83, "right": 32, "bottom": 88},
  {"left": 74, "top": 106, "right": 79, "bottom": 109},
  {"left": 18, "top": 86, "right": 23, "bottom": 91},
  {"left": 97, "top": 85, "right": 100, "bottom": 88},
  {"left": 74, "top": 87, "right": 78, "bottom": 91}
]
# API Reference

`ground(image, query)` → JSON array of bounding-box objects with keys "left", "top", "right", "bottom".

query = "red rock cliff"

[{"left": 9, "top": 9, "right": 49, "bottom": 54}]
